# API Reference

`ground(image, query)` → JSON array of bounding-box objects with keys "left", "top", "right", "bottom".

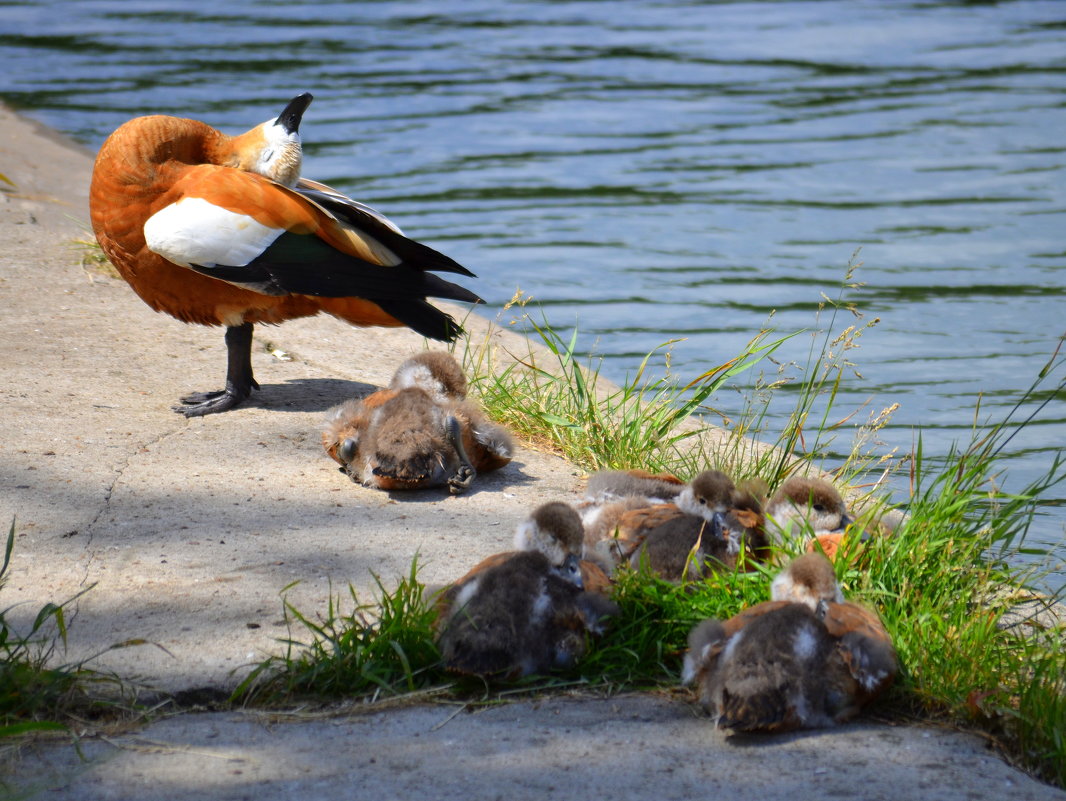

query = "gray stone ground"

[{"left": 1, "top": 102, "right": 1062, "bottom": 800}]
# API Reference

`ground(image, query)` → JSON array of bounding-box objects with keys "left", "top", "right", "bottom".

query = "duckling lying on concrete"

[{"left": 323, "top": 351, "right": 513, "bottom": 494}]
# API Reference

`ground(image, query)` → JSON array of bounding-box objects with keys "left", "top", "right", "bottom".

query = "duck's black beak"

[{"left": 276, "top": 92, "right": 313, "bottom": 134}]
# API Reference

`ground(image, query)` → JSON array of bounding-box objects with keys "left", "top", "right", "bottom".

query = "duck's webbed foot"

[{"left": 174, "top": 323, "right": 258, "bottom": 417}]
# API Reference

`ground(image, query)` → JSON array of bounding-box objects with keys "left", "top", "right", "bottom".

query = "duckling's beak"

[
  {"left": 838, "top": 512, "right": 853, "bottom": 531},
  {"left": 710, "top": 510, "right": 726, "bottom": 542},
  {"left": 276, "top": 92, "right": 313, "bottom": 134},
  {"left": 563, "top": 553, "right": 584, "bottom": 590}
]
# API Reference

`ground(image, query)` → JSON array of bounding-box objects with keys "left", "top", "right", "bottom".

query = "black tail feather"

[{"left": 375, "top": 298, "right": 465, "bottom": 342}]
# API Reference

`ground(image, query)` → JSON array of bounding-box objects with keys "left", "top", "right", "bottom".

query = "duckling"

[
  {"left": 322, "top": 352, "right": 512, "bottom": 494},
  {"left": 440, "top": 503, "right": 608, "bottom": 616},
  {"left": 765, "top": 475, "right": 855, "bottom": 556},
  {"left": 766, "top": 476, "right": 849, "bottom": 535},
  {"left": 682, "top": 553, "right": 897, "bottom": 732},
  {"left": 722, "top": 477, "right": 771, "bottom": 565},
  {"left": 768, "top": 476, "right": 882, "bottom": 561},
  {"left": 585, "top": 469, "right": 686, "bottom": 503},
  {"left": 580, "top": 470, "right": 726, "bottom": 563},
  {"left": 578, "top": 470, "right": 685, "bottom": 561},
  {"left": 770, "top": 551, "right": 845, "bottom": 607},
  {"left": 620, "top": 470, "right": 739, "bottom": 581},
  {"left": 681, "top": 552, "right": 844, "bottom": 687},
  {"left": 436, "top": 502, "right": 619, "bottom": 677}
]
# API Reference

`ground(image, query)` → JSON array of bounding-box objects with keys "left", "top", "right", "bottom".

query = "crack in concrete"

[{"left": 80, "top": 421, "right": 194, "bottom": 586}]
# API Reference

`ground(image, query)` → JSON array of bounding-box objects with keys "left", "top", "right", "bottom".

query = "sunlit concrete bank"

[{"left": 1, "top": 102, "right": 1063, "bottom": 801}]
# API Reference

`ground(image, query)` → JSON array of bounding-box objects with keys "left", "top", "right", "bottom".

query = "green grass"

[
  {"left": 234, "top": 561, "right": 445, "bottom": 705},
  {"left": 458, "top": 293, "right": 796, "bottom": 477},
  {"left": 0, "top": 521, "right": 141, "bottom": 745},
  {"left": 0, "top": 519, "right": 86, "bottom": 738}
]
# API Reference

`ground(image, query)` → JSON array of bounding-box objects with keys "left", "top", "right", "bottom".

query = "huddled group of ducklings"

[{"left": 322, "top": 350, "right": 898, "bottom": 733}]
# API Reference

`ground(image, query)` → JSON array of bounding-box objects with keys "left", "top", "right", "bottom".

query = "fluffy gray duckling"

[{"left": 682, "top": 554, "right": 897, "bottom": 732}]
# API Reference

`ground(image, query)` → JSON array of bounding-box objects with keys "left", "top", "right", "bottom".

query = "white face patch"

[
  {"left": 681, "top": 642, "right": 712, "bottom": 686},
  {"left": 144, "top": 197, "right": 282, "bottom": 271},
  {"left": 681, "top": 655, "right": 698, "bottom": 686},
  {"left": 770, "top": 572, "right": 828, "bottom": 611},
  {"left": 770, "top": 571, "right": 793, "bottom": 603},
  {"left": 514, "top": 520, "right": 567, "bottom": 565},
  {"left": 676, "top": 487, "right": 720, "bottom": 521},
  {"left": 513, "top": 519, "right": 536, "bottom": 551},
  {"left": 254, "top": 120, "right": 302, "bottom": 186},
  {"left": 676, "top": 487, "right": 699, "bottom": 516}
]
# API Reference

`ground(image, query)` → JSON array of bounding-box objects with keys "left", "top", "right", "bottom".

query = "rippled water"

[{"left": 2, "top": 1, "right": 1064, "bottom": 580}]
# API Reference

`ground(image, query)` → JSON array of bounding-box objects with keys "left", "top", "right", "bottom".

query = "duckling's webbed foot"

[{"left": 445, "top": 415, "right": 476, "bottom": 494}]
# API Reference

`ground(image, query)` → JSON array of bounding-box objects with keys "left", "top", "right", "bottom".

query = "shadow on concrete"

[{"left": 242, "top": 378, "right": 380, "bottom": 413}]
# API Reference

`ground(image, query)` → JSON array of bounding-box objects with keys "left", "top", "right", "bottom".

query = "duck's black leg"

[{"left": 174, "top": 322, "right": 259, "bottom": 417}]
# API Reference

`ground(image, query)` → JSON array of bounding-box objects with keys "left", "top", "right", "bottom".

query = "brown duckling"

[
  {"left": 436, "top": 502, "right": 619, "bottom": 677},
  {"left": 322, "top": 351, "right": 512, "bottom": 494},
  {"left": 619, "top": 470, "right": 739, "bottom": 581},
  {"left": 682, "top": 553, "right": 897, "bottom": 732}
]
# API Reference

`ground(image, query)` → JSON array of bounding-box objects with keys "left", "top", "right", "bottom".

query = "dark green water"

[{"left": 2, "top": 0, "right": 1063, "bottom": 581}]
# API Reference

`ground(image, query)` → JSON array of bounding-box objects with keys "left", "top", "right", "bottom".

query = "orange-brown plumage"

[{"left": 90, "top": 94, "right": 480, "bottom": 415}]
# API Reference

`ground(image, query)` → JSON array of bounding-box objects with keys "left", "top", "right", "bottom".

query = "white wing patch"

[{"left": 144, "top": 197, "right": 283, "bottom": 269}]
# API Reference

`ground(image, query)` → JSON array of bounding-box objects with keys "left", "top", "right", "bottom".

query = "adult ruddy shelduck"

[{"left": 89, "top": 93, "right": 481, "bottom": 416}]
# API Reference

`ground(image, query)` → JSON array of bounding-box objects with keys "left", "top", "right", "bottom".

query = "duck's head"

[
  {"left": 226, "top": 92, "right": 312, "bottom": 187},
  {"left": 676, "top": 470, "right": 736, "bottom": 541}
]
